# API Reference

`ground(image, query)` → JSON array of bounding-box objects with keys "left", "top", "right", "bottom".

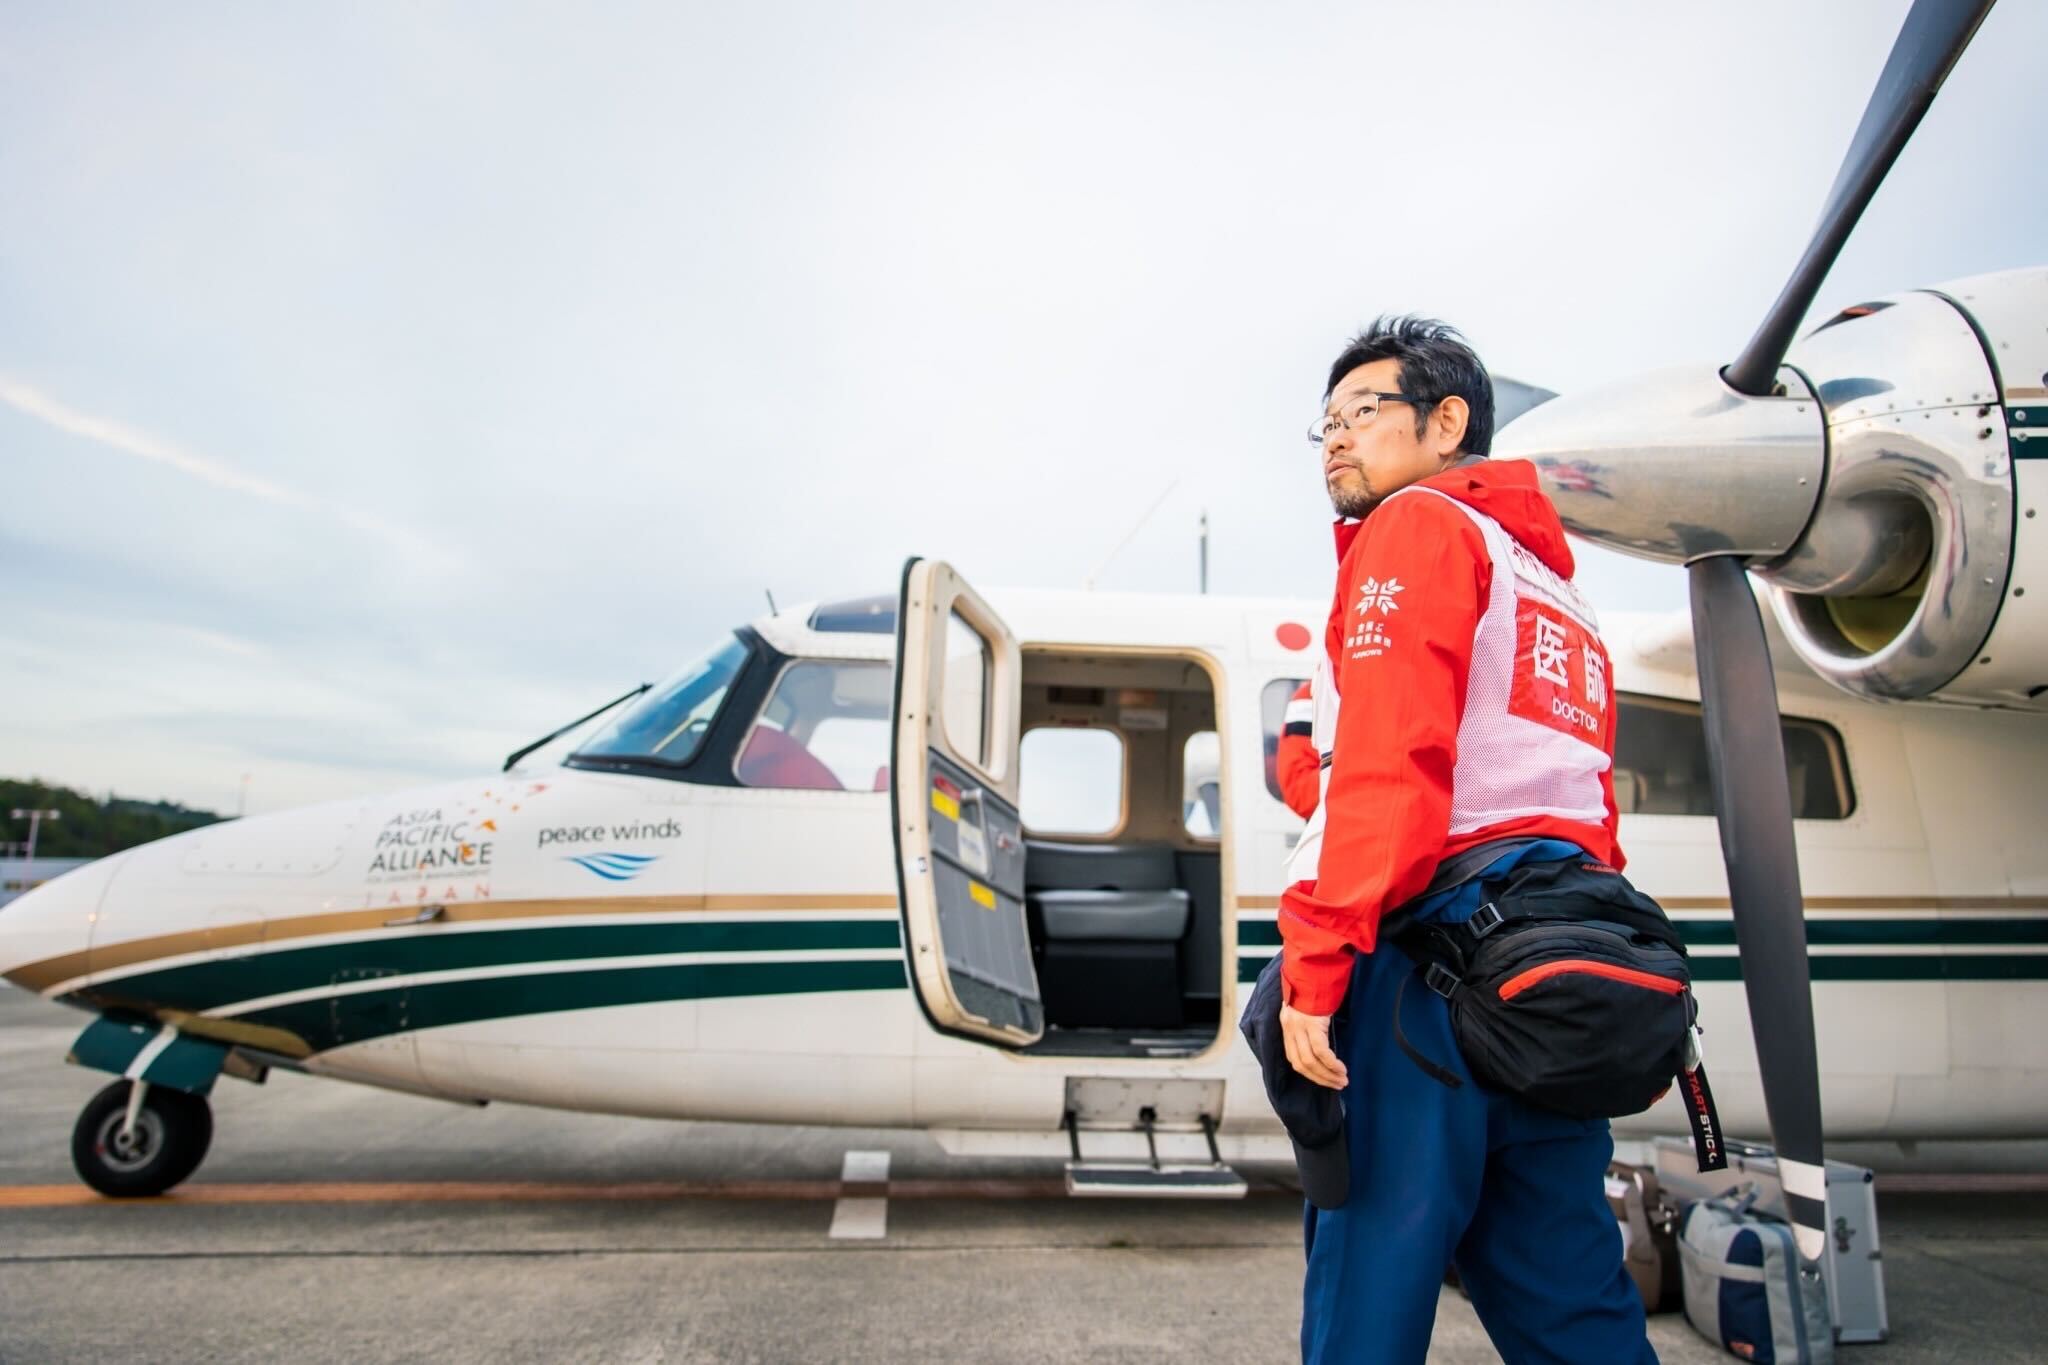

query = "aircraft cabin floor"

[
  {"left": 1022, "top": 1025, "right": 1217, "bottom": 1058},
  {"left": 4, "top": 986, "right": 2044, "bottom": 1363}
]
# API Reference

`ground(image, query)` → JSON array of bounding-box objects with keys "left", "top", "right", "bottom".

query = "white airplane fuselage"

[{"left": 4, "top": 590, "right": 2045, "bottom": 1161}]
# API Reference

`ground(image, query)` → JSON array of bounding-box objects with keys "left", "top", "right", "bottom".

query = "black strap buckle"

[
  {"left": 1422, "top": 962, "right": 1461, "bottom": 999},
  {"left": 1467, "top": 901, "right": 1505, "bottom": 938}
]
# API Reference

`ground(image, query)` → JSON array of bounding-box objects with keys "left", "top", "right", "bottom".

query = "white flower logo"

[{"left": 1356, "top": 576, "right": 1404, "bottom": 615}]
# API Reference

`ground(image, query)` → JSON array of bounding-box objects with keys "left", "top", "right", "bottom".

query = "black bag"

[{"left": 1388, "top": 854, "right": 1724, "bottom": 1167}]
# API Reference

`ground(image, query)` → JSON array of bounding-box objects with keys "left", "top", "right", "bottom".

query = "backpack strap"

[
  {"left": 1420, "top": 836, "right": 1548, "bottom": 899},
  {"left": 1391, "top": 968, "right": 1465, "bottom": 1091}
]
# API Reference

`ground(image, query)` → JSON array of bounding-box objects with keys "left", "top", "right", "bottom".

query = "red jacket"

[
  {"left": 1277, "top": 459, "right": 1624, "bottom": 1014},
  {"left": 1276, "top": 681, "right": 1320, "bottom": 820}
]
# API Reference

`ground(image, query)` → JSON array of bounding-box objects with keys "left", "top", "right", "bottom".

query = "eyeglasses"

[{"left": 1308, "top": 392, "right": 1427, "bottom": 446}]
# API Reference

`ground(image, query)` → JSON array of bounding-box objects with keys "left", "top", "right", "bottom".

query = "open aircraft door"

[{"left": 890, "top": 558, "right": 1043, "bottom": 1048}]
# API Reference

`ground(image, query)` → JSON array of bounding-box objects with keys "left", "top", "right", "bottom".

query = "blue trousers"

[{"left": 1301, "top": 946, "right": 1655, "bottom": 1364}]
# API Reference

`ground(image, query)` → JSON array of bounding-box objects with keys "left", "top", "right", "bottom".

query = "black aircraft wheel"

[{"left": 71, "top": 1080, "right": 214, "bottom": 1198}]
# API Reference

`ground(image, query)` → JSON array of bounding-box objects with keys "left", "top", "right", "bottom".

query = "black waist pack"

[{"left": 1387, "top": 853, "right": 1726, "bottom": 1170}]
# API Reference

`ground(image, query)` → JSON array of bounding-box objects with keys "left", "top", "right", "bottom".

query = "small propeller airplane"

[{"left": 1, "top": 1, "right": 2041, "bottom": 1258}]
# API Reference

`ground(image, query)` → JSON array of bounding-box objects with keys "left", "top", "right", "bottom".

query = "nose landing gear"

[{"left": 71, "top": 1080, "right": 214, "bottom": 1198}]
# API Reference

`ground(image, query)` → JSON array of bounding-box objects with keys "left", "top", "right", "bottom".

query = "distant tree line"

[{"left": 1, "top": 779, "right": 225, "bottom": 859}]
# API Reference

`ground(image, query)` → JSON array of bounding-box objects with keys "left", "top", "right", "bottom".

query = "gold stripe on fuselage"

[{"left": 5, "top": 893, "right": 902, "bottom": 995}]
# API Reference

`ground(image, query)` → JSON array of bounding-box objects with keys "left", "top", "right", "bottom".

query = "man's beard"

[{"left": 1328, "top": 479, "right": 1379, "bottom": 520}]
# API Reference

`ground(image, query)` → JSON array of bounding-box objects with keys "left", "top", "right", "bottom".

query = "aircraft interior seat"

[
  {"left": 1024, "top": 840, "right": 1177, "bottom": 891},
  {"left": 1023, "top": 839, "right": 1197, "bottom": 1031},
  {"left": 735, "top": 725, "right": 842, "bottom": 791},
  {"left": 1032, "top": 889, "right": 1188, "bottom": 941}
]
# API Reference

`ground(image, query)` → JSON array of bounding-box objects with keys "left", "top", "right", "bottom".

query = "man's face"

[{"left": 1320, "top": 359, "right": 1448, "bottom": 519}]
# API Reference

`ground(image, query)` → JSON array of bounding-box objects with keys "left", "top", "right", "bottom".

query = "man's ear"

[{"left": 1430, "top": 395, "right": 1470, "bottom": 458}]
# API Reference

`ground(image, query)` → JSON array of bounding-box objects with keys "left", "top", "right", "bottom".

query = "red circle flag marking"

[{"left": 1275, "top": 622, "right": 1312, "bottom": 651}]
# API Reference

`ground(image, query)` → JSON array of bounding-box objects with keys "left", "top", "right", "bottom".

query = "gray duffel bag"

[{"left": 1678, "top": 1190, "right": 1833, "bottom": 1364}]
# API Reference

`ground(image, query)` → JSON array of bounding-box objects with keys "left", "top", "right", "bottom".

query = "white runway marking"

[{"left": 828, "top": 1150, "right": 890, "bottom": 1240}]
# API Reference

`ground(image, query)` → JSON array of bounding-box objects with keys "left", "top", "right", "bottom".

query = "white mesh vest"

[{"left": 1285, "top": 485, "right": 1614, "bottom": 887}]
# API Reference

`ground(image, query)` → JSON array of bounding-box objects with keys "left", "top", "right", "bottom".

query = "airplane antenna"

[
  {"left": 1199, "top": 510, "right": 1210, "bottom": 595},
  {"left": 764, "top": 589, "right": 779, "bottom": 615},
  {"left": 1085, "top": 479, "right": 1179, "bottom": 590}
]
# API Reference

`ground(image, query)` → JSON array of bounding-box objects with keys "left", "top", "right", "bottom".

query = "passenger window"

[
  {"left": 1020, "top": 727, "right": 1124, "bottom": 836},
  {"left": 1182, "top": 730, "right": 1221, "bottom": 839},
  {"left": 736, "top": 661, "right": 893, "bottom": 792},
  {"left": 1612, "top": 695, "right": 1855, "bottom": 820},
  {"left": 943, "top": 610, "right": 994, "bottom": 770},
  {"left": 1779, "top": 717, "right": 1855, "bottom": 820},
  {"left": 1260, "top": 677, "right": 1309, "bottom": 804},
  {"left": 575, "top": 635, "right": 750, "bottom": 768}
]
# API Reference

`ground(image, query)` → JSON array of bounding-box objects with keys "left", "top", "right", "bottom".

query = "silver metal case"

[{"left": 1652, "top": 1137, "right": 1888, "bottom": 1344}]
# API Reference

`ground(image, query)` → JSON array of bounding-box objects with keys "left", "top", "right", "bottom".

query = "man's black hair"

[{"left": 1323, "top": 315, "right": 1495, "bottom": 458}]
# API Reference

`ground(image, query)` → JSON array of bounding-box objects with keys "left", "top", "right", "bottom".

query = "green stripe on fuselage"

[
  {"left": 1236, "top": 918, "right": 2048, "bottom": 953},
  {"left": 74, "top": 918, "right": 903, "bottom": 1017},
  {"left": 1235, "top": 949, "right": 2048, "bottom": 983},
  {"left": 1689, "top": 954, "right": 2048, "bottom": 983},
  {"left": 233, "top": 958, "right": 908, "bottom": 1055},
  {"left": 1674, "top": 919, "right": 2048, "bottom": 947},
  {"left": 64, "top": 912, "right": 2048, "bottom": 1051}
]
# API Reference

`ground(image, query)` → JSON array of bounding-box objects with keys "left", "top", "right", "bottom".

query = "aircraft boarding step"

[
  {"left": 1065, "top": 1161, "right": 1247, "bottom": 1198},
  {"left": 1060, "top": 1077, "right": 1246, "bottom": 1200}
]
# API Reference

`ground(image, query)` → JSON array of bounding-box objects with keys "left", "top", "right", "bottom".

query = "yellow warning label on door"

[
  {"left": 968, "top": 881, "right": 997, "bottom": 909},
  {"left": 931, "top": 788, "right": 960, "bottom": 821}
]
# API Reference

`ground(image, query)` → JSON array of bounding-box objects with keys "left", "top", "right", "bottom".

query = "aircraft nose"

[{"left": 0, "top": 853, "right": 123, "bottom": 994}]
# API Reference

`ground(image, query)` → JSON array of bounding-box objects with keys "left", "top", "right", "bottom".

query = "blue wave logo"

[{"left": 563, "top": 851, "right": 660, "bottom": 882}]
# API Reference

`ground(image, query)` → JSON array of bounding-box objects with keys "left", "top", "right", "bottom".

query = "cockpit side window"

[
  {"left": 736, "top": 660, "right": 894, "bottom": 791},
  {"left": 572, "top": 635, "right": 750, "bottom": 768}
]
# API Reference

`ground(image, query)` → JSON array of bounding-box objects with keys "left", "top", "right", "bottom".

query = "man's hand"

[{"left": 1280, "top": 1002, "right": 1348, "bottom": 1090}]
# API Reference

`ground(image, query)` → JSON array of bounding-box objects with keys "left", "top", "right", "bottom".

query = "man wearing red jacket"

[
  {"left": 1275, "top": 680, "right": 1320, "bottom": 820},
  {"left": 1279, "top": 317, "right": 1652, "bottom": 1363}
]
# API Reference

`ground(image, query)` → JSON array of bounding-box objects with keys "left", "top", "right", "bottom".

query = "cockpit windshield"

[{"left": 572, "top": 634, "right": 749, "bottom": 767}]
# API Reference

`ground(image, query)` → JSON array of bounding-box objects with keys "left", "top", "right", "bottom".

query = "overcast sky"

[{"left": 4, "top": 1, "right": 2043, "bottom": 816}]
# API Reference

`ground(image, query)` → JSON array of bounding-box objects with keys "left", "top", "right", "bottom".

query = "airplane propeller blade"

[
  {"left": 1688, "top": 559, "right": 1827, "bottom": 1260},
  {"left": 1691, "top": 0, "right": 1991, "bottom": 1262},
  {"left": 1724, "top": 0, "right": 1995, "bottom": 396}
]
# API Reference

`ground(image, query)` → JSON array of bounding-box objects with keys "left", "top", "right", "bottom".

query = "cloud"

[
  {"left": 0, "top": 375, "right": 299, "bottom": 500},
  {"left": 171, "top": 625, "right": 269, "bottom": 660},
  {"left": 0, "top": 376, "right": 456, "bottom": 570}
]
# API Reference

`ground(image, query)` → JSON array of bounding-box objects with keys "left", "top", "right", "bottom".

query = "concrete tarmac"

[{"left": 4, "top": 987, "right": 2044, "bottom": 1363}]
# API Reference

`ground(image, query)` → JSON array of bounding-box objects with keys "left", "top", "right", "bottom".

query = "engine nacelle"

[
  {"left": 1763, "top": 269, "right": 2045, "bottom": 708},
  {"left": 1500, "top": 267, "right": 2048, "bottom": 711}
]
